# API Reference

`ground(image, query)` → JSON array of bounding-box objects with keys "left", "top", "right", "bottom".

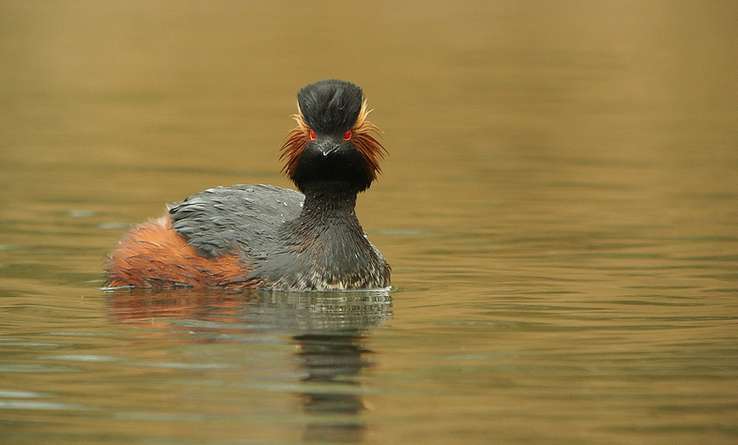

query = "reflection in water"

[
  {"left": 106, "top": 289, "right": 392, "bottom": 444},
  {"left": 295, "top": 331, "right": 371, "bottom": 443}
]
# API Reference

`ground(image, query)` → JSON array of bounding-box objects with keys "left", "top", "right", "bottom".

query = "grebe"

[{"left": 107, "top": 80, "right": 390, "bottom": 290}]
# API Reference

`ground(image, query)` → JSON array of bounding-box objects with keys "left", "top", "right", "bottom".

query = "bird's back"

[
  {"left": 107, "top": 184, "right": 304, "bottom": 288},
  {"left": 169, "top": 184, "right": 304, "bottom": 258}
]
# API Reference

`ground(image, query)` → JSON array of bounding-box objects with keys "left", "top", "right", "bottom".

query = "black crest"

[{"left": 297, "top": 80, "right": 363, "bottom": 133}]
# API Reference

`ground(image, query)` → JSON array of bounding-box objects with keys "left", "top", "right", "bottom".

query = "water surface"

[{"left": 1, "top": 1, "right": 737, "bottom": 444}]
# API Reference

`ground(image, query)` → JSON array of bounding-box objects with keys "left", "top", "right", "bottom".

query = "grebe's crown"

[{"left": 297, "top": 80, "right": 363, "bottom": 133}]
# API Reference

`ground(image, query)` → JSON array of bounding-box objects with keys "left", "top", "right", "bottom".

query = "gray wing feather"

[{"left": 169, "top": 184, "right": 304, "bottom": 258}]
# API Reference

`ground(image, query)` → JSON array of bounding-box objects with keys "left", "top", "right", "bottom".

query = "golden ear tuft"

[
  {"left": 279, "top": 102, "right": 310, "bottom": 177},
  {"left": 351, "top": 99, "right": 387, "bottom": 179}
]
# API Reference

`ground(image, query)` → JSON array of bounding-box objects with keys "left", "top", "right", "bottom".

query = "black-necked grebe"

[{"left": 107, "top": 80, "right": 390, "bottom": 290}]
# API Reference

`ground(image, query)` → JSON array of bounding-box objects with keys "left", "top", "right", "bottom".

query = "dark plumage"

[
  {"left": 297, "top": 80, "right": 363, "bottom": 133},
  {"left": 107, "top": 80, "right": 391, "bottom": 291}
]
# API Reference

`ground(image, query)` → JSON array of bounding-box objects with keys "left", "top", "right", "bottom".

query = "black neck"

[
  {"left": 298, "top": 181, "right": 360, "bottom": 223},
  {"left": 258, "top": 181, "right": 389, "bottom": 289},
  {"left": 282, "top": 181, "right": 369, "bottom": 256}
]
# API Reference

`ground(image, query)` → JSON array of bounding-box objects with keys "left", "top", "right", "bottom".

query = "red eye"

[
  {"left": 343, "top": 130, "right": 352, "bottom": 141},
  {"left": 309, "top": 129, "right": 317, "bottom": 141}
]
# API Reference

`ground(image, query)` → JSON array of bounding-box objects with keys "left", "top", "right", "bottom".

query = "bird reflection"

[
  {"left": 247, "top": 290, "right": 391, "bottom": 444},
  {"left": 106, "top": 288, "right": 392, "bottom": 443},
  {"left": 295, "top": 330, "right": 372, "bottom": 443}
]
